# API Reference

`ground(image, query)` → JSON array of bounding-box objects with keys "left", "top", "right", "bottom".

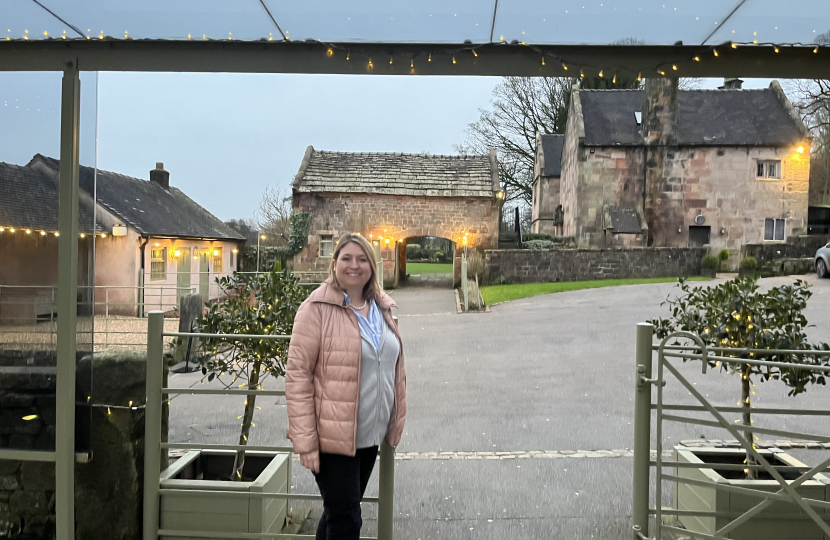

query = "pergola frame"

[{"left": 2, "top": 38, "right": 829, "bottom": 540}]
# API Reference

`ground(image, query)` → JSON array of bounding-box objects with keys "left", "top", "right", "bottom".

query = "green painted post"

[
  {"left": 632, "top": 322, "right": 654, "bottom": 540},
  {"left": 143, "top": 311, "right": 164, "bottom": 540},
  {"left": 377, "top": 441, "right": 395, "bottom": 540},
  {"left": 55, "top": 62, "right": 80, "bottom": 540}
]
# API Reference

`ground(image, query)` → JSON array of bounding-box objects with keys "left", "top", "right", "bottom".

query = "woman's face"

[{"left": 335, "top": 241, "right": 372, "bottom": 291}]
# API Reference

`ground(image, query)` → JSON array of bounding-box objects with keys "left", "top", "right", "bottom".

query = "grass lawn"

[
  {"left": 481, "top": 277, "right": 710, "bottom": 305},
  {"left": 407, "top": 262, "right": 453, "bottom": 274}
]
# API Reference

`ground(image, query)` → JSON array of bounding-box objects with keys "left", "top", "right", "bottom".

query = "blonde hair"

[{"left": 328, "top": 233, "right": 383, "bottom": 303}]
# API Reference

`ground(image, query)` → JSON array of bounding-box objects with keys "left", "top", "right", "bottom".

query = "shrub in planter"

[
  {"left": 435, "top": 251, "right": 444, "bottom": 262},
  {"left": 718, "top": 249, "right": 730, "bottom": 272},
  {"left": 168, "top": 268, "right": 309, "bottom": 480},
  {"left": 650, "top": 276, "right": 830, "bottom": 479},
  {"left": 739, "top": 256, "right": 758, "bottom": 276},
  {"left": 523, "top": 233, "right": 559, "bottom": 242},
  {"left": 701, "top": 255, "right": 719, "bottom": 269}
]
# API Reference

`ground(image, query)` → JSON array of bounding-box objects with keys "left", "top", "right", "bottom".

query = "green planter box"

[
  {"left": 159, "top": 450, "right": 289, "bottom": 540},
  {"left": 673, "top": 447, "right": 830, "bottom": 539}
]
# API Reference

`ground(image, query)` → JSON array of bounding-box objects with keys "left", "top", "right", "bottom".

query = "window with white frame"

[
  {"left": 764, "top": 218, "right": 786, "bottom": 241},
  {"left": 213, "top": 247, "right": 223, "bottom": 273},
  {"left": 150, "top": 247, "right": 166, "bottom": 281},
  {"left": 319, "top": 234, "right": 334, "bottom": 257},
  {"left": 756, "top": 160, "right": 781, "bottom": 179}
]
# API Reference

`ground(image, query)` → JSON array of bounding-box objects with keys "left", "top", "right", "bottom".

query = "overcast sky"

[{"left": 1, "top": 72, "right": 774, "bottom": 222}]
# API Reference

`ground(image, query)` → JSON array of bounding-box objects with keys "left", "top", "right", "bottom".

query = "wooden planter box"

[
  {"left": 673, "top": 447, "right": 830, "bottom": 539},
  {"left": 159, "top": 450, "right": 289, "bottom": 540}
]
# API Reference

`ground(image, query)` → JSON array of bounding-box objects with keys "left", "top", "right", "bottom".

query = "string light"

[
  {"left": 598, "top": 69, "right": 604, "bottom": 78},
  {"left": 814, "top": 46, "right": 820, "bottom": 54},
  {"left": 410, "top": 58, "right": 414, "bottom": 68},
  {"left": 562, "top": 62, "right": 568, "bottom": 71},
  {"left": 472, "top": 49, "right": 478, "bottom": 57},
  {"left": 713, "top": 49, "right": 719, "bottom": 57},
  {"left": 389, "top": 56, "right": 393, "bottom": 65},
  {"left": 731, "top": 42, "right": 737, "bottom": 49},
  {"left": 672, "top": 65, "right": 678, "bottom": 71},
  {"left": 541, "top": 56, "right": 545, "bottom": 66},
  {"left": 694, "top": 56, "right": 700, "bottom": 61},
  {"left": 637, "top": 72, "right": 642, "bottom": 82},
  {"left": 452, "top": 54, "right": 456, "bottom": 64},
  {"left": 40, "top": 231, "right": 45, "bottom": 236},
  {"left": 326, "top": 48, "right": 333, "bottom": 57},
  {"left": 25, "top": 229, "right": 31, "bottom": 234},
  {"left": 428, "top": 52, "right": 432, "bottom": 62},
  {"left": 611, "top": 73, "right": 616, "bottom": 83},
  {"left": 774, "top": 46, "right": 780, "bottom": 53},
  {"left": 368, "top": 57, "right": 373, "bottom": 69},
  {"left": 346, "top": 50, "right": 350, "bottom": 61}
]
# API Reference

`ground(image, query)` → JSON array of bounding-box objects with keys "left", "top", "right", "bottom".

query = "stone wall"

[
  {"left": 742, "top": 234, "right": 830, "bottom": 264},
  {"left": 485, "top": 247, "right": 706, "bottom": 284},
  {"left": 293, "top": 191, "right": 499, "bottom": 282},
  {"left": 0, "top": 350, "right": 162, "bottom": 540}
]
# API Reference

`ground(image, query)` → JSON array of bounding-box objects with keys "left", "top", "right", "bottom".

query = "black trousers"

[{"left": 314, "top": 446, "right": 379, "bottom": 540}]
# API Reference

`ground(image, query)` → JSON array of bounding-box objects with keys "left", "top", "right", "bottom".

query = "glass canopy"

[{"left": 4, "top": 0, "right": 830, "bottom": 46}]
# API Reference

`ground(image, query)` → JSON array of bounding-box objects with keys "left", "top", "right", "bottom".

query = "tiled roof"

[
  {"left": 0, "top": 155, "right": 244, "bottom": 240},
  {"left": 293, "top": 147, "right": 499, "bottom": 198},
  {"left": 580, "top": 88, "right": 804, "bottom": 146},
  {"left": 540, "top": 134, "right": 564, "bottom": 177},
  {"left": 0, "top": 162, "right": 100, "bottom": 233}
]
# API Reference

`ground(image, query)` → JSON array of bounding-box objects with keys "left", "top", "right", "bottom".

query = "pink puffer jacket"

[{"left": 285, "top": 280, "right": 407, "bottom": 456}]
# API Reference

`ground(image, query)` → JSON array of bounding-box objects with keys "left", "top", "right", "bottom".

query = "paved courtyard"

[{"left": 167, "top": 275, "right": 830, "bottom": 539}]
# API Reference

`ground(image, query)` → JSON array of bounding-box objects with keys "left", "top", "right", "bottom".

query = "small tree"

[
  {"left": 650, "top": 277, "right": 829, "bottom": 479},
  {"left": 718, "top": 249, "right": 730, "bottom": 272},
  {"left": 169, "top": 269, "right": 309, "bottom": 480}
]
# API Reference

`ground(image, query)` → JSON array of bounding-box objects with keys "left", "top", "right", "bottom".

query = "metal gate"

[{"left": 632, "top": 323, "right": 830, "bottom": 540}]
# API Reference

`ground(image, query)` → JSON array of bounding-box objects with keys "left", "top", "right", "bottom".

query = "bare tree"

[
  {"left": 678, "top": 78, "right": 703, "bottom": 90},
  {"left": 254, "top": 185, "right": 292, "bottom": 247},
  {"left": 455, "top": 77, "right": 573, "bottom": 205}
]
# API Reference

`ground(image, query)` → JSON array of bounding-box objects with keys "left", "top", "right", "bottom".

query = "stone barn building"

[
  {"left": 531, "top": 133, "right": 564, "bottom": 235},
  {"left": 291, "top": 146, "right": 501, "bottom": 286},
  {"left": 535, "top": 78, "right": 812, "bottom": 257}
]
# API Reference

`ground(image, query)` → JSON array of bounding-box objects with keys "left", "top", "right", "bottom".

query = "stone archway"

[
  {"left": 290, "top": 148, "right": 502, "bottom": 287},
  {"left": 397, "top": 236, "right": 456, "bottom": 288}
]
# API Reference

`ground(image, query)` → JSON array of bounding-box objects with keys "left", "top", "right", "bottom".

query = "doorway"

[{"left": 688, "top": 226, "right": 711, "bottom": 248}]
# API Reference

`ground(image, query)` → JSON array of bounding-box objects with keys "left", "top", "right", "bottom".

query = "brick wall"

[
  {"left": 485, "top": 247, "right": 706, "bottom": 284},
  {"left": 293, "top": 192, "right": 499, "bottom": 281}
]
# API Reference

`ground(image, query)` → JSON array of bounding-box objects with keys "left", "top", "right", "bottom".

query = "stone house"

[
  {"left": 531, "top": 133, "right": 564, "bottom": 235},
  {"left": 291, "top": 146, "right": 501, "bottom": 285},
  {"left": 535, "top": 79, "right": 812, "bottom": 257},
  {"left": 0, "top": 155, "right": 244, "bottom": 320}
]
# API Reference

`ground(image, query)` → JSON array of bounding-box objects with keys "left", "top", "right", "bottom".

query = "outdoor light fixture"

[
  {"left": 720, "top": 227, "right": 727, "bottom": 235},
  {"left": 677, "top": 227, "right": 682, "bottom": 234},
  {"left": 154, "top": 242, "right": 160, "bottom": 247},
  {"left": 213, "top": 249, "right": 219, "bottom": 256},
  {"left": 496, "top": 190, "right": 505, "bottom": 199},
  {"left": 79, "top": 233, "right": 85, "bottom": 238},
  {"left": 54, "top": 232, "right": 59, "bottom": 237},
  {"left": 797, "top": 146, "right": 805, "bottom": 154},
  {"left": 100, "top": 233, "right": 106, "bottom": 238},
  {"left": 9, "top": 229, "right": 14, "bottom": 233},
  {"left": 40, "top": 231, "right": 46, "bottom": 235},
  {"left": 174, "top": 249, "right": 181, "bottom": 258},
  {"left": 385, "top": 238, "right": 390, "bottom": 244},
  {"left": 232, "top": 248, "right": 238, "bottom": 254},
  {"left": 260, "top": 235, "right": 266, "bottom": 240},
  {"left": 25, "top": 229, "right": 31, "bottom": 234}
]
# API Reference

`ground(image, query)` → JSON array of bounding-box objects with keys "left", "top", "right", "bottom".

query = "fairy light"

[
  {"left": 562, "top": 62, "right": 569, "bottom": 71},
  {"left": 346, "top": 50, "right": 350, "bottom": 61},
  {"left": 814, "top": 46, "right": 820, "bottom": 54},
  {"left": 472, "top": 49, "right": 478, "bottom": 57},
  {"left": 25, "top": 229, "right": 31, "bottom": 234},
  {"left": 637, "top": 72, "right": 642, "bottom": 82},
  {"left": 452, "top": 54, "right": 457, "bottom": 64},
  {"left": 428, "top": 52, "right": 432, "bottom": 62},
  {"left": 611, "top": 73, "right": 616, "bottom": 83},
  {"left": 40, "top": 231, "right": 46, "bottom": 236},
  {"left": 598, "top": 69, "right": 604, "bottom": 78},
  {"left": 410, "top": 58, "right": 414, "bottom": 68},
  {"left": 389, "top": 56, "right": 393, "bottom": 65},
  {"left": 672, "top": 65, "right": 678, "bottom": 71},
  {"left": 541, "top": 56, "right": 546, "bottom": 66},
  {"left": 731, "top": 42, "right": 737, "bottom": 49},
  {"left": 326, "top": 48, "right": 333, "bottom": 57},
  {"left": 713, "top": 49, "right": 719, "bottom": 57},
  {"left": 694, "top": 56, "right": 700, "bottom": 61},
  {"left": 774, "top": 46, "right": 780, "bottom": 53},
  {"left": 368, "top": 57, "right": 373, "bottom": 69}
]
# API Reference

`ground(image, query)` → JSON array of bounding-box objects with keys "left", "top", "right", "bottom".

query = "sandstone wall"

[{"left": 486, "top": 247, "right": 706, "bottom": 284}]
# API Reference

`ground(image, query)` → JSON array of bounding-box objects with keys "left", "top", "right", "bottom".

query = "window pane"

[
  {"left": 774, "top": 219, "right": 785, "bottom": 241},
  {"left": 320, "top": 235, "right": 333, "bottom": 257},
  {"left": 768, "top": 161, "right": 779, "bottom": 178},
  {"left": 764, "top": 218, "right": 774, "bottom": 240},
  {"left": 757, "top": 162, "right": 765, "bottom": 177},
  {"left": 213, "top": 247, "right": 223, "bottom": 273}
]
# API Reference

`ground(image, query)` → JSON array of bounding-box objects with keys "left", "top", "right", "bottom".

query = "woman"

[{"left": 286, "top": 233, "right": 407, "bottom": 540}]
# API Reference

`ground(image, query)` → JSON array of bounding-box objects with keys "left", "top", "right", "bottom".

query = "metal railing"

[
  {"left": 143, "top": 311, "right": 395, "bottom": 540},
  {"left": 632, "top": 323, "right": 830, "bottom": 540}
]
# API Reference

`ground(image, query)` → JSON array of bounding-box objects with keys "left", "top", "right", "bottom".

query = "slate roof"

[
  {"left": 294, "top": 147, "right": 498, "bottom": 198},
  {"left": 580, "top": 89, "right": 804, "bottom": 147},
  {"left": 0, "top": 162, "right": 100, "bottom": 233},
  {"left": 540, "top": 135, "right": 564, "bottom": 177},
  {"left": 0, "top": 155, "right": 243, "bottom": 240}
]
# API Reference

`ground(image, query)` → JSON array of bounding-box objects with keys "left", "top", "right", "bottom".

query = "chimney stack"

[
  {"left": 643, "top": 78, "right": 678, "bottom": 146},
  {"left": 149, "top": 162, "right": 170, "bottom": 190},
  {"left": 721, "top": 78, "right": 744, "bottom": 90}
]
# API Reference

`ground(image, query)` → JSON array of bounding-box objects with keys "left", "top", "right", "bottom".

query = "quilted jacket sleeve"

[{"left": 285, "top": 300, "right": 322, "bottom": 455}]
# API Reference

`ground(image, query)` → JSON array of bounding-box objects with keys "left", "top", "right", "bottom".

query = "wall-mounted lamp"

[
  {"left": 677, "top": 226, "right": 682, "bottom": 234},
  {"left": 720, "top": 227, "right": 727, "bottom": 235},
  {"left": 213, "top": 249, "right": 220, "bottom": 256},
  {"left": 496, "top": 190, "right": 505, "bottom": 200},
  {"left": 797, "top": 146, "right": 805, "bottom": 154},
  {"left": 173, "top": 249, "right": 181, "bottom": 258}
]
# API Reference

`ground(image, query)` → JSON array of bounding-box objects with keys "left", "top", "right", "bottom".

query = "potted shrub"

[
  {"left": 700, "top": 254, "right": 719, "bottom": 278},
  {"left": 651, "top": 276, "right": 830, "bottom": 537},
  {"left": 739, "top": 256, "right": 758, "bottom": 277},
  {"left": 718, "top": 249, "right": 730, "bottom": 272},
  {"left": 162, "top": 268, "right": 309, "bottom": 536}
]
